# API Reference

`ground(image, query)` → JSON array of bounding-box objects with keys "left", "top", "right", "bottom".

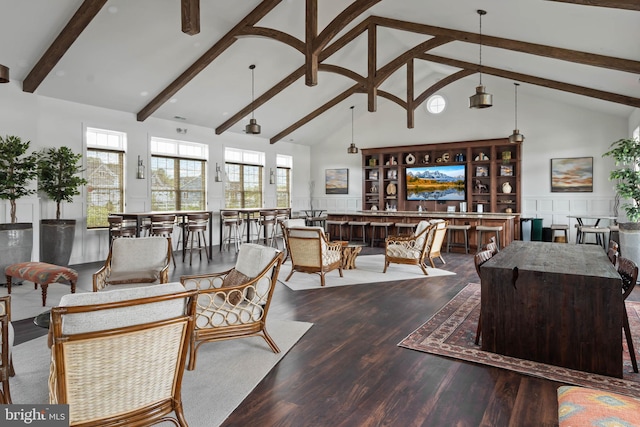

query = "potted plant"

[
  {"left": 0, "top": 135, "right": 39, "bottom": 281},
  {"left": 37, "top": 146, "right": 87, "bottom": 266},
  {"left": 602, "top": 137, "right": 640, "bottom": 266}
]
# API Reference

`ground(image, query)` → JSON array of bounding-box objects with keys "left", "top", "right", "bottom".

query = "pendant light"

[
  {"left": 0, "top": 64, "right": 8, "bottom": 83},
  {"left": 508, "top": 83, "right": 525, "bottom": 143},
  {"left": 347, "top": 105, "right": 358, "bottom": 154},
  {"left": 469, "top": 10, "right": 492, "bottom": 109},
  {"left": 245, "top": 64, "right": 261, "bottom": 134}
]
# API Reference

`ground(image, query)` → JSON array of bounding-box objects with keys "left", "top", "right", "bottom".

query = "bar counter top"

[{"left": 326, "top": 211, "right": 520, "bottom": 220}]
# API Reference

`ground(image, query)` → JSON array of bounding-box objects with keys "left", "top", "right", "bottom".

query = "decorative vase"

[
  {"left": 40, "top": 219, "right": 76, "bottom": 266},
  {"left": 502, "top": 182, "right": 512, "bottom": 194}
]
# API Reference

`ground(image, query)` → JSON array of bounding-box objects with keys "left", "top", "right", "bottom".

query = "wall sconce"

[
  {"left": 269, "top": 168, "right": 275, "bottom": 185},
  {"left": 215, "top": 163, "right": 223, "bottom": 182},
  {"left": 136, "top": 155, "right": 145, "bottom": 179}
]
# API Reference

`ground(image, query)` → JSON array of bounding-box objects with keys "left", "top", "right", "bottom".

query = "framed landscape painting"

[
  {"left": 550, "top": 157, "right": 593, "bottom": 192},
  {"left": 326, "top": 168, "right": 349, "bottom": 194}
]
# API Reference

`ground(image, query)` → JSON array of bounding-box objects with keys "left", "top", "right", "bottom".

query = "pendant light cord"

[
  {"left": 351, "top": 105, "right": 355, "bottom": 144},
  {"left": 514, "top": 83, "right": 519, "bottom": 129},
  {"left": 478, "top": 11, "right": 484, "bottom": 86},
  {"left": 250, "top": 64, "right": 256, "bottom": 120}
]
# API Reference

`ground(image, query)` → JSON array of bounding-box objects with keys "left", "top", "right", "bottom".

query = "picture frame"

[
  {"left": 368, "top": 170, "right": 378, "bottom": 180},
  {"left": 326, "top": 168, "right": 349, "bottom": 194},
  {"left": 500, "top": 165, "right": 513, "bottom": 176},
  {"left": 475, "top": 166, "right": 488, "bottom": 177},
  {"left": 550, "top": 157, "right": 593, "bottom": 192}
]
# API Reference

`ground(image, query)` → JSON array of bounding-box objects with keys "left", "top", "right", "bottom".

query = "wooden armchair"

[
  {"left": 279, "top": 218, "right": 307, "bottom": 263},
  {"left": 180, "top": 243, "right": 284, "bottom": 370},
  {"left": 93, "top": 236, "right": 171, "bottom": 291},
  {"left": 285, "top": 226, "right": 343, "bottom": 286},
  {"left": 49, "top": 283, "right": 197, "bottom": 426},
  {"left": 0, "top": 295, "right": 14, "bottom": 404},
  {"left": 383, "top": 221, "right": 436, "bottom": 275},
  {"left": 428, "top": 220, "right": 449, "bottom": 268}
]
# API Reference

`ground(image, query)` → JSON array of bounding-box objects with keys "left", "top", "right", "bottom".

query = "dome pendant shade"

[
  {"left": 469, "top": 85, "right": 493, "bottom": 108},
  {"left": 0, "top": 64, "right": 9, "bottom": 83},
  {"left": 509, "top": 130, "right": 525, "bottom": 143},
  {"left": 245, "top": 118, "right": 261, "bottom": 134},
  {"left": 347, "top": 142, "right": 359, "bottom": 154}
]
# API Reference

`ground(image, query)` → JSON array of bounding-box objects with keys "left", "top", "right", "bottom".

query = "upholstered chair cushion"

[
  {"left": 58, "top": 282, "right": 187, "bottom": 334},
  {"left": 413, "top": 220, "right": 431, "bottom": 249},
  {"left": 107, "top": 237, "right": 169, "bottom": 284},
  {"left": 283, "top": 218, "right": 306, "bottom": 229}
]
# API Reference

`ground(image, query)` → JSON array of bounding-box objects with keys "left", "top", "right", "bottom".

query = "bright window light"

[{"left": 425, "top": 95, "right": 446, "bottom": 114}]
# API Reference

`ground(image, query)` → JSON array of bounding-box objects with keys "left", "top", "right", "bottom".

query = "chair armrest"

[
  {"left": 92, "top": 264, "right": 111, "bottom": 292},
  {"left": 180, "top": 268, "right": 234, "bottom": 291}
]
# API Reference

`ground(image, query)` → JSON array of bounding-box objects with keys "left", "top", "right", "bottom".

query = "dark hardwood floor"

[{"left": 16, "top": 243, "right": 630, "bottom": 426}]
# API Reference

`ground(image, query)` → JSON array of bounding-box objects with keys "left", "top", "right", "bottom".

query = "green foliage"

[
  {"left": 0, "top": 135, "right": 38, "bottom": 223},
  {"left": 37, "top": 146, "right": 88, "bottom": 220},
  {"left": 602, "top": 138, "right": 640, "bottom": 223}
]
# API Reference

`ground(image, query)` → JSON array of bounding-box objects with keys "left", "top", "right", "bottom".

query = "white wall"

[
  {"left": 0, "top": 81, "right": 311, "bottom": 264},
  {"left": 310, "top": 77, "right": 634, "bottom": 243}
]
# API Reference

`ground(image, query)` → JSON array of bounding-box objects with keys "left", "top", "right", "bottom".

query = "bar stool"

[
  {"left": 550, "top": 224, "right": 569, "bottom": 243},
  {"left": 579, "top": 226, "right": 609, "bottom": 249},
  {"left": 348, "top": 220, "right": 370, "bottom": 244},
  {"left": 256, "top": 210, "right": 277, "bottom": 247},
  {"left": 476, "top": 225, "right": 503, "bottom": 253},
  {"left": 446, "top": 224, "right": 471, "bottom": 254},
  {"left": 183, "top": 213, "right": 210, "bottom": 265},
  {"left": 395, "top": 222, "right": 417, "bottom": 235},
  {"left": 369, "top": 221, "right": 394, "bottom": 247},
  {"left": 108, "top": 215, "right": 137, "bottom": 243},
  {"left": 270, "top": 209, "right": 290, "bottom": 249},
  {"left": 221, "top": 210, "right": 242, "bottom": 252},
  {"left": 325, "top": 219, "right": 348, "bottom": 241},
  {"left": 150, "top": 214, "right": 177, "bottom": 267}
]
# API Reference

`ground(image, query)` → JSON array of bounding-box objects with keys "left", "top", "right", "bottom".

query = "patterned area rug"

[{"left": 399, "top": 282, "right": 640, "bottom": 398}]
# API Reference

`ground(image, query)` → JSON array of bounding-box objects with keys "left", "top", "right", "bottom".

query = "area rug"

[
  {"left": 9, "top": 318, "right": 311, "bottom": 427},
  {"left": 2, "top": 279, "right": 91, "bottom": 321},
  {"left": 278, "top": 254, "right": 455, "bottom": 290},
  {"left": 399, "top": 283, "right": 640, "bottom": 398}
]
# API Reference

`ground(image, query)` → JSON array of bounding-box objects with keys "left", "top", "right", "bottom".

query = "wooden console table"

[{"left": 479, "top": 241, "right": 623, "bottom": 377}]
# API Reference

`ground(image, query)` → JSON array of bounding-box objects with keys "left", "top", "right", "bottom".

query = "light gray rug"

[
  {"left": 10, "top": 318, "right": 312, "bottom": 427},
  {"left": 4, "top": 278, "right": 91, "bottom": 321},
  {"left": 279, "top": 254, "right": 455, "bottom": 290}
]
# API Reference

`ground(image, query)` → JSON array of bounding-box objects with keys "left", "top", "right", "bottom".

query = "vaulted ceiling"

[{"left": 1, "top": 0, "right": 638, "bottom": 146}]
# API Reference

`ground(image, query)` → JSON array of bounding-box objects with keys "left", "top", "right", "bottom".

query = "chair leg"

[
  {"left": 475, "top": 316, "right": 482, "bottom": 346},
  {"left": 261, "top": 328, "right": 281, "bottom": 353},
  {"left": 624, "top": 308, "right": 639, "bottom": 373}
]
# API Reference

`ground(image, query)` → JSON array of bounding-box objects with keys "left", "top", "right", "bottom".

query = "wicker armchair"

[
  {"left": 180, "top": 243, "right": 284, "bottom": 370},
  {"left": 0, "top": 295, "right": 14, "bottom": 404},
  {"left": 93, "top": 236, "right": 171, "bottom": 291},
  {"left": 428, "top": 220, "right": 449, "bottom": 268},
  {"left": 285, "top": 226, "right": 343, "bottom": 286},
  {"left": 383, "top": 221, "right": 436, "bottom": 275},
  {"left": 49, "top": 283, "right": 197, "bottom": 427},
  {"left": 279, "top": 218, "right": 307, "bottom": 263}
]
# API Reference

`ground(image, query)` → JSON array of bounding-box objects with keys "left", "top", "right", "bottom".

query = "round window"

[{"left": 425, "top": 94, "right": 446, "bottom": 114}]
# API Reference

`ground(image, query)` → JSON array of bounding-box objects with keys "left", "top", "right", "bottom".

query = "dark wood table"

[{"left": 479, "top": 241, "right": 623, "bottom": 377}]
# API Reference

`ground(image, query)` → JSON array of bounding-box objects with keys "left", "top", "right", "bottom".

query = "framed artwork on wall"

[
  {"left": 550, "top": 157, "right": 593, "bottom": 192},
  {"left": 326, "top": 168, "right": 349, "bottom": 194}
]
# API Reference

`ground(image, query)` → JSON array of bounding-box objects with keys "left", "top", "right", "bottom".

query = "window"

[
  {"left": 150, "top": 138, "right": 208, "bottom": 211},
  {"left": 86, "top": 127, "right": 127, "bottom": 228},
  {"left": 225, "top": 148, "right": 265, "bottom": 208},
  {"left": 276, "top": 154, "right": 292, "bottom": 208},
  {"left": 425, "top": 94, "right": 446, "bottom": 114}
]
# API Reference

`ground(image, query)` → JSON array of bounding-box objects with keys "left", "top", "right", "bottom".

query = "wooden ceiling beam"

[
  {"left": 546, "top": 0, "right": 640, "bottom": 11},
  {"left": 22, "top": 0, "right": 107, "bottom": 93},
  {"left": 413, "top": 69, "right": 475, "bottom": 107},
  {"left": 237, "top": 27, "right": 306, "bottom": 53},
  {"left": 137, "top": 0, "right": 282, "bottom": 122},
  {"left": 270, "top": 84, "right": 364, "bottom": 144},
  {"left": 372, "top": 16, "right": 640, "bottom": 75},
  {"left": 181, "top": 0, "right": 200, "bottom": 35},
  {"left": 305, "top": 0, "right": 318, "bottom": 86},
  {"left": 420, "top": 53, "right": 640, "bottom": 108}
]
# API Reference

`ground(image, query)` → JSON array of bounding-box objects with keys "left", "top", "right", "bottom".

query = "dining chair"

[
  {"left": 150, "top": 214, "right": 177, "bottom": 267},
  {"left": 474, "top": 249, "right": 494, "bottom": 345},
  {"left": 183, "top": 212, "right": 210, "bottom": 265},
  {"left": 618, "top": 256, "right": 639, "bottom": 373},
  {"left": 607, "top": 240, "right": 619, "bottom": 265}
]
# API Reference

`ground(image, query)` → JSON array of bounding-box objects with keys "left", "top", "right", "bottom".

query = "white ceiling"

[{"left": 1, "top": 0, "right": 638, "bottom": 146}]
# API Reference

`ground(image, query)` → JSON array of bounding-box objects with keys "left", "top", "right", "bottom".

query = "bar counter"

[{"left": 326, "top": 211, "right": 520, "bottom": 251}]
